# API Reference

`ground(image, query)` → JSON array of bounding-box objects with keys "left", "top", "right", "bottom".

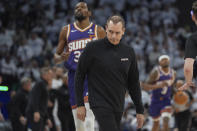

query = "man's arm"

[
  {"left": 141, "top": 68, "right": 162, "bottom": 91},
  {"left": 127, "top": 48, "right": 144, "bottom": 129},
  {"left": 127, "top": 48, "right": 144, "bottom": 114},
  {"left": 184, "top": 58, "right": 195, "bottom": 84},
  {"left": 75, "top": 43, "right": 93, "bottom": 121},
  {"left": 97, "top": 26, "right": 106, "bottom": 39},
  {"left": 31, "top": 82, "right": 43, "bottom": 113},
  {"left": 54, "top": 26, "right": 70, "bottom": 64},
  {"left": 9, "top": 93, "right": 23, "bottom": 119},
  {"left": 75, "top": 43, "right": 93, "bottom": 107},
  {"left": 146, "top": 67, "right": 158, "bottom": 84},
  {"left": 179, "top": 36, "right": 197, "bottom": 90}
]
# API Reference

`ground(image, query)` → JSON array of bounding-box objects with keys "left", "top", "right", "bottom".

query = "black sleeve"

[
  {"left": 9, "top": 93, "right": 23, "bottom": 119},
  {"left": 75, "top": 43, "right": 93, "bottom": 107},
  {"left": 185, "top": 36, "right": 197, "bottom": 59},
  {"left": 31, "top": 82, "right": 43, "bottom": 112},
  {"left": 186, "top": 90, "right": 193, "bottom": 101},
  {"left": 127, "top": 48, "right": 144, "bottom": 114}
]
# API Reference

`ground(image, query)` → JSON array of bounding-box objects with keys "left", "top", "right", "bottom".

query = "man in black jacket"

[
  {"left": 9, "top": 77, "right": 31, "bottom": 131},
  {"left": 26, "top": 67, "right": 53, "bottom": 131},
  {"left": 75, "top": 15, "right": 144, "bottom": 131}
]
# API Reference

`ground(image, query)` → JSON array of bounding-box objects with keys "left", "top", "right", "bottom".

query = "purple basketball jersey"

[
  {"left": 65, "top": 22, "right": 97, "bottom": 71},
  {"left": 64, "top": 22, "right": 98, "bottom": 107},
  {"left": 149, "top": 66, "right": 174, "bottom": 118},
  {"left": 151, "top": 66, "right": 174, "bottom": 102}
]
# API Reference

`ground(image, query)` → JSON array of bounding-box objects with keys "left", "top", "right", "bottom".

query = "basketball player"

[
  {"left": 141, "top": 55, "right": 176, "bottom": 131},
  {"left": 54, "top": 2, "right": 106, "bottom": 131}
]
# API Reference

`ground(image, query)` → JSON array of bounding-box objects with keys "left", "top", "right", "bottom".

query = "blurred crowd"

[{"left": 0, "top": 0, "right": 197, "bottom": 131}]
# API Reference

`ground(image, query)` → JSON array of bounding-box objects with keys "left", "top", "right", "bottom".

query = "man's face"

[
  {"left": 24, "top": 81, "right": 32, "bottom": 92},
  {"left": 56, "top": 68, "right": 63, "bottom": 79},
  {"left": 159, "top": 58, "right": 170, "bottom": 68},
  {"left": 74, "top": 2, "right": 90, "bottom": 21},
  {"left": 106, "top": 21, "right": 125, "bottom": 45}
]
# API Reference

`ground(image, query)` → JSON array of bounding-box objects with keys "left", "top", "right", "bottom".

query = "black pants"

[
  {"left": 48, "top": 114, "right": 56, "bottom": 131},
  {"left": 11, "top": 119, "right": 27, "bottom": 131},
  {"left": 175, "top": 110, "right": 191, "bottom": 131},
  {"left": 92, "top": 108, "right": 123, "bottom": 131},
  {"left": 58, "top": 109, "right": 75, "bottom": 131},
  {"left": 27, "top": 115, "right": 46, "bottom": 131}
]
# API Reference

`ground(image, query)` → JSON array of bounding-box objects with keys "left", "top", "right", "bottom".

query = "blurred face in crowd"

[
  {"left": 43, "top": 69, "right": 53, "bottom": 84},
  {"left": 159, "top": 58, "right": 170, "bottom": 68},
  {"left": 106, "top": 21, "right": 125, "bottom": 45},
  {"left": 74, "top": 2, "right": 90, "bottom": 21},
  {"left": 23, "top": 80, "right": 32, "bottom": 92},
  {"left": 56, "top": 67, "right": 63, "bottom": 79}
]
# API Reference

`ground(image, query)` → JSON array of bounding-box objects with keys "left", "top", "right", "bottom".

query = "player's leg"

[
  {"left": 152, "top": 117, "right": 160, "bottom": 131},
  {"left": 72, "top": 108, "right": 85, "bottom": 131},
  {"left": 149, "top": 102, "right": 161, "bottom": 131},
  {"left": 161, "top": 105, "right": 172, "bottom": 131},
  {"left": 84, "top": 102, "right": 95, "bottom": 131}
]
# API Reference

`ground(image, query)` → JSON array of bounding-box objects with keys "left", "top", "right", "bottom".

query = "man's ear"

[
  {"left": 192, "top": 14, "right": 196, "bottom": 22},
  {"left": 88, "top": 11, "right": 92, "bottom": 17},
  {"left": 105, "top": 25, "right": 108, "bottom": 31},
  {"left": 123, "top": 28, "right": 125, "bottom": 35}
]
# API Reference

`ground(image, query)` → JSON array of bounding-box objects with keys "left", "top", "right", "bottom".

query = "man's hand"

[
  {"left": 157, "top": 81, "right": 168, "bottom": 88},
  {"left": 48, "top": 100, "right": 54, "bottom": 108},
  {"left": 0, "top": 112, "right": 4, "bottom": 121},
  {"left": 61, "top": 52, "right": 70, "bottom": 61},
  {"left": 178, "top": 82, "right": 195, "bottom": 90},
  {"left": 34, "top": 112, "right": 40, "bottom": 122},
  {"left": 136, "top": 114, "right": 144, "bottom": 129},
  {"left": 47, "top": 119, "right": 53, "bottom": 128},
  {"left": 77, "top": 106, "right": 86, "bottom": 121},
  {"left": 19, "top": 116, "right": 27, "bottom": 125}
]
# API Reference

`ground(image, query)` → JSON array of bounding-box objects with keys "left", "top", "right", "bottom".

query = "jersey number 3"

[
  {"left": 161, "top": 86, "right": 168, "bottom": 95},
  {"left": 74, "top": 51, "right": 81, "bottom": 62}
]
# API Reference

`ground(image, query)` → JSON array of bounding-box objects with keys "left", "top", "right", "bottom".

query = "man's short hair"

[
  {"left": 41, "top": 67, "right": 51, "bottom": 76},
  {"left": 21, "top": 77, "right": 31, "bottom": 86},
  {"left": 106, "top": 15, "right": 125, "bottom": 28}
]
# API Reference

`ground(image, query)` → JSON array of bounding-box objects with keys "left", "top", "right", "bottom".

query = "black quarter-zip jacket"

[{"left": 75, "top": 37, "right": 144, "bottom": 114}]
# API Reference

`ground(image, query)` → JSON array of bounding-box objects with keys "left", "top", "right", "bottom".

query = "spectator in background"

[
  {"left": 0, "top": 75, "right": 4, "bottom": 122},
  {"left": 56, "top": 72, "right": 75, "bottom": 131},
  {"left": 8, "top": 77, "right": 31, "bottom": 131},
  {"left": 26, "top": 67, "right": 53, "bottom": 131}
]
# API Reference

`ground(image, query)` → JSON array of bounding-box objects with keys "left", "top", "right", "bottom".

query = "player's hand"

[
  {"left": 61, "top": 52, "right": 70, "bottom": 61},
  {"left": 0, "top": 113, "right": 4, "bottom": 121},
  {"left": 34, "top": 112, "right": 40, "bottom": 122},
  {"left": 19, "top": 116, "right": 27, "bottom": 125},
  {"left": 48, "top": 100, "right": 54, "bottom": 107},
  {"left": 77, "top": 106, "right": 86, "bottom": 121},
  {"left": 178, "top": 82, "right": 195, "bottom": 90},
  {"left": 136, "top": 114, "right": 144, "bottom": 129},
  {"left": 47, "top": 119, "right": 53, "bottom": 128},
  {"left": 157, "top": 81, "right": 168, "bottom": 88}
]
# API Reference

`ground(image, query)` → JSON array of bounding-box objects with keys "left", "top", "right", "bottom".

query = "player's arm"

[
  {"left": 54, "top": 26, "right": 70, "bottom": 64},
  {"left": 141, "top": 68, "right": 166, "bottom": 91},
  {"left": 170, "top": 70, "right": 176, "bottom": 86},
  {"left": 97, "top": 26, "right": 106, "bottom": 39}
]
